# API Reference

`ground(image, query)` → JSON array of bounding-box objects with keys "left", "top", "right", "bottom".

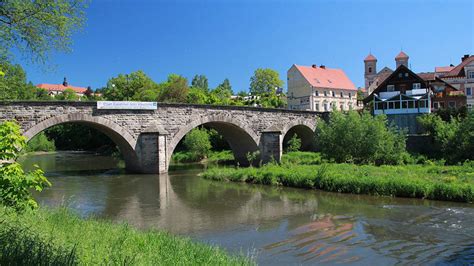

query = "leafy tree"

[
  {"left": 286, "top": 134, "right": 302, "bottom": 152},
  {"left": 0, "top": 121, "right": 50, "bottom": 211},
  {"left": 183, "top": 128, "right": 211, "bottom": 161},
  {"left": 249, "top": 68, "right": 283, "bottom": 95},
  {"left": 55, "top": 88, "right": 79, "bottom": 101},
  {"left": 187, "top": 87, "right": 208, "bottom": 104},
  {"left": 418, "top": 112, "right": 474, "bottom": 163},
  {"left": 103, "top": 70, "right": 159, "bottom": 101},
  {"left": 0, "top": 60, "right": 38, "bottom": 100},
  {"left": 158, "top": 74, "right": 189, "bottom": 103},
  {"left": 0, "top": 0, "right": 87, "bottom": 63},
  {"left": 26, "top": 132, "right": 55, "bottom": 152},
  {"left": 212, "top": 78, "right": 233, "bottom": 104},
  {"left": 316, "top": 111, "right": 407, "bottom": 165},
  {"left": 191, "top": 75, "right": 208, "bottom": 92}
]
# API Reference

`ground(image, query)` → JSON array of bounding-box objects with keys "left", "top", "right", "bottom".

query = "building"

[
  {"left": 287, "top": 64, "right": 358, "bottom": 111},
  {"left": 364, "top": 64, "right": 465, "bottom": 133},
  {"left": 36, "top": 77, "right": 88, "bottom": 98},
  {"left": 435, "top": 54, "right": 474, "bottom": 110}
]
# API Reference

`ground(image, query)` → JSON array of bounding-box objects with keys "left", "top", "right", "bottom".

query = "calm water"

[{"left": 20, "top": 152, "right": 474, "bottom": 265}]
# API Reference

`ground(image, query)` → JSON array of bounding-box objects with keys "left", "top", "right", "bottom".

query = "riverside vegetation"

[
  {"left": 0, "top": 120, "right": 252, "bottom": 265},
  {"left": 203, "top": 111, "right": 474, "bottom": 203}
]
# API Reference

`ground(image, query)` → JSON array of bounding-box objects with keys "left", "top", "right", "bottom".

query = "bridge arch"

[
  {"left": 281, "top": 120, "right": 317, "bottom": 151},
  {"left": 23, "top": 113, "right": 140, "bottom": 172},
  {"left": 168, "top": 115, "right": 260, "bottom": 168}
]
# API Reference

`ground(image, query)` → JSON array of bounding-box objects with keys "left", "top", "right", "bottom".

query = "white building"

[{"left": 287, "top": 64, "right": 359, "bottom": 111}]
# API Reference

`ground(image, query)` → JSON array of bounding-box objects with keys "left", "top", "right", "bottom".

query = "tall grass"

[
  {"left": 202, "top": 159, "right": 474, "bottom": 203},
  {"left": 0, "top": 207, "right": 253, "bottom": 265}
]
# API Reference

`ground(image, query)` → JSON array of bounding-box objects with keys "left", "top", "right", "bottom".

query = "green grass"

[
  {"left": 0, "top": 207, "right": 253, "bottom": 265},
  {"left": 202, "top": 154, "right": 474, "bottom": 203},
  {"left": 172, "top": 150, "right": 234, "bottom": 164}
]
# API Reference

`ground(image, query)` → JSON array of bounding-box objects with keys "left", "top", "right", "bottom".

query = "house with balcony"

[
  {"left": 364, "top": 64, "right": 466, "bottom": 133},
  {"left": 287, "top": 64, "right": 359, "bottom": 111}
]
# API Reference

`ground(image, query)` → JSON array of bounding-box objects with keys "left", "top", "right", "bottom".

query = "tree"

[
  {"left": 158, "top": 74, "right": 189, "bottom": 103},
  {"left": 316, "top": 111, "right": 407, "bottom": 165},
  {"left": 286, "top": 134, "right": 302, "bottom": 152},
  {"left": 55, "top": 88, "right": 79, "bottom": 101},
  {"left": 0, "top": 121, "right": 50, "bottom": 211},
  {"left": 183, "top": 128, "right": 211, "bottom": 161},
  {"left": 212, "top": 78, "right": 233, "bottom": 103},
  {"left": 0, "top": 0, "right": 87, "bottom": 63},
  {"left": 0, "top": 60, "right": 38, "bottom": 100},
  {"left": 187, "top": 87, "right": 208, "bottom": 104},
  {"left": 103, "top": 70, "right": 159, "bottom": 101},
  {"left": 191, "top": 75, "right": 209, "bottom": 92},
  {"left": 249, "top": 68, "right": 283, "bottom": 95}
]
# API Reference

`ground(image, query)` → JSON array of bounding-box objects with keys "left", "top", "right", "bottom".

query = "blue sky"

[{"left": 19, "top": 0, "right": 474, "bottom": 93}]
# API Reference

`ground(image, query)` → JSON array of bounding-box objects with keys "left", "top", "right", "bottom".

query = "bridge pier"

[
  {"left": 135, "top": 132, "right": 168, "bottom": 174},
  {"left": 259, "top": 130, "right": 283, "bottom": 164}
]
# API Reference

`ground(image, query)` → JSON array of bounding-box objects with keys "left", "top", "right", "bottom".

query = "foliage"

[
  {"left": 158, "top": 74, "right": 189, "bottom": 103},
  {"left": 212, "top": 78, "right": 233, "bottom": 104},
  {"left": 418, "top": 112, "right": 474, "bottom": 163},
  {"left": 191, "top": 74, "right": 209, "bottom": 92},
  {"left": 183, "top": 128, "right": 212, "bottom": 161},
  {"left": 0, "top": 60, "right": 45, "bottom": 100},
  {"left": 435, "top": 106, "right": 468, "bottom": 122},
  {"left": 249, "top": 68, "right": 284, "bottom": 95},
  {"left": 285, "top": 134, "right": 301, "bottom": 152},
  {"left": 0, "top": 121, "right": 50, "bottom": 211},
  {"left": 0, "top": 0, "right": 87, "bottom": 63},
  {"left": 281, "top": 152, "right": 323, "bottom": 165},
  {"left": 103, "top": 70, "right": 159, "bottom": 101},
  {"left": 54, "top": 88, "right": 79, "bottom": 101},
  {"left": 187, "top": 87, "right": 208, "bottom": 104},
  {"left": 172, "top": 150, "right": 234, "bottom": 164},
  {"left": 26, "top": 132, "right": 55, "bottom": 153},
  {"left": 316, "top": 111, "right": 407, "bottom": 165},
  {"left": 0, "top": 207, "right": 253, "bottom": 265},
  {"left": 203, "top": 161, "right": 474, "bottom": 203}
]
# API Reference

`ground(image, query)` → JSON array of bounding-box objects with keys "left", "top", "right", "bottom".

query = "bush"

[
  {"left": 183, "top": 128, "right": 211, "bottom": 161},
  {"left": 315, "top": 111, "right": 407, "bottom": 165},
  {"left": 26, "top": 132, "right": 55, "bottom": 152},
  {"left": 0, "top": 121, "right": 50, "bottom": 211},
  {"left": 285, "top": 134, "right": 301, "bottom": 152},
  {"left": 418, "top": 112, "right": 474, "bottom": 163}
]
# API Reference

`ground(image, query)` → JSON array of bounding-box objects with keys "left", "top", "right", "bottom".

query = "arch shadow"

[
  {"left": 23, "top": 113, "right": 140, "bottom": 172},
  {"left": 168, "top": 116, "right": 260, "bottom": 168},
  {"left": 281, "top": 121, "right": 317, "bottom": 151}
]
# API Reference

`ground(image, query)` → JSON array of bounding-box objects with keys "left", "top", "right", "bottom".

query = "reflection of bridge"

[{"left": 0, "top": 101, "right": 325, "bottom": 173}]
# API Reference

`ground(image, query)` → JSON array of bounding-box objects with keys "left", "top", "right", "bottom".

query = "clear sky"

[{"left": 19, "top": 0, "right": 474, "bottom": 93}]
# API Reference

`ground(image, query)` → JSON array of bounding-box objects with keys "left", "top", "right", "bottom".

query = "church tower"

[
  {"left": 395, "top": 51, "right": 409, "bottom": 69},
  {"left": 364, "top": 53, "right": 377, "bottom": 89}
]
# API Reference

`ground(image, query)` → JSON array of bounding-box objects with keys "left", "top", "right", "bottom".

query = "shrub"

[
  {"left": 315, "top": 111, "right": 407, "bottom": 165},
  {"left": 0, "top": 121, "right": 50, "bottom": 211},
  {"left": 26, "top": 132, "right": 55, "bottom": 152},
  {"left": 285, "top": 134, "right": 301, "bottom": 152},
  {"left": 183, "top": 128, "right": 211, "bottom": 161}
]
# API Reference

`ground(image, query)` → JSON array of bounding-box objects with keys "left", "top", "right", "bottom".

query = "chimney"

[
  {"left": 311, "top": 64, "right": 317, "bottom": 68},
  {"left": 461, "top": 54, "right": 470, "bottom": 62},
  {"left": 450, "top": 64, "right": 454, "bottom": 67},
  {"left": 63, "top": 77, "right": 68, "bottom": 87},
  {"left": 320, "top": 65, "right": 326, "bottom": 69}
]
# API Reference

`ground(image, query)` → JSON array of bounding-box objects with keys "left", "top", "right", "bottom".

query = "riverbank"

[
  {"left": 202, "top": 155, "right": 474, "bottom": 203},
  {"left": 0, "top": 207, "right": 253, "bottom": 265},
  {"left": 172, "top": 150, "right": 234, "bottom": 164}
]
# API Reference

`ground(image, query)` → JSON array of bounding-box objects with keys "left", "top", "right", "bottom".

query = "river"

[{"left": 19, "top": 151, "right": 474, "bottom": 265}]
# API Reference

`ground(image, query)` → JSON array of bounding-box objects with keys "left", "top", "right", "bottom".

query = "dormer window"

[
  {"left": 387, "top": 85, "right": 395, "bottom": 92},
  {"left": 413, "top": 83, "right": 421, "bottom": 90}
]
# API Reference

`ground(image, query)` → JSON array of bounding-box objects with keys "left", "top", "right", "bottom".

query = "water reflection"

[{"left": 20, "top": 152, "right": 474, "bottom": 265}]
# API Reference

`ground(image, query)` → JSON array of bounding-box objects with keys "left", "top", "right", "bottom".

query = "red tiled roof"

[
  {"left": 294, "top": 65, "right": 357, "bottom": 91},
  {"left": 435, "top": 66, "right": 455, "bottom": 73},
  {"left": 395, "top": 51, "right": 409, "bottom": 59},
  {"left": 444, "top": 56, "right": 474, "bottom": 77},
  {"left": 417, "top": 72, "right": 436, "bottom": 81},
  {"left": 36, "top": 83, "right": 87, "bottom": 93},
  {"left": 364, "top": 54, "right": 377, "bottom": 61}
]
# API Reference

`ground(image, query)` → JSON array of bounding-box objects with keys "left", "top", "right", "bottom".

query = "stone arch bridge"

[{"left": 0, "top": 101, "right": 326, "bottom": 173}]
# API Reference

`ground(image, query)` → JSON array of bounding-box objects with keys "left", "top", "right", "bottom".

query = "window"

[
  {"left": 466, "top": 87, "right": 472, "bottom": 96},
  {"left": 468, "top": 71, "right": 474, "bottom": 79},
  {"left": 449, "top": 101, "right": 456, "bottom": 108},
  {"left": 315, "top": 102, "right": 320, "bottom": 111},
  {"left": 387, "top": 85, "right": 395, "bottom": 92},
  {"left": 340, "top": 103, "right": 344, "bottom": 110},
  {"left": 324, "top": 91, "right": 328, "bottom": 97},
  {"left": 349, "top": 92, "right": 352, "bottom": 98},
  {"left": 413, "top": 83, "right": 421, "bottom": 90},
  {"left": 398, "top": 73, "right": 402, "bottom": 78},
  {"left": 467, "top": 104, "right": 472, "bottom": 110},
  {"left": 332, "top": 91, "right": 336, "bottom": 97},
  {"left": 369, "top": 67, "right": 372, "bottom": 73},
  {"left": 314, "top": 90, "right": 319, "bottom": 96},
  {"left": 433, "top": 102, "right": 439, "bottom": 109},
  {"left": 340, "top": 92, "right": 344, "bottom": 98},
  {"left": 324, "top": 102, "right": 329, "bottom": 111},
  {"left": 405, "top": 73, "right": 409, "bottom": 77}
]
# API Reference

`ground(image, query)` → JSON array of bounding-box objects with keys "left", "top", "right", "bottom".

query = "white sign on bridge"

[{"left": 97, "top": 101, "right": 157, "bottom": 110}]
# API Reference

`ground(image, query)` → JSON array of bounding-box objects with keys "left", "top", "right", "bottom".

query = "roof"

[
  {"left": 395, "top": 51, "right": 409, "bottom": 59},
  {"left": 435, "top": 66, "right": 455, "bottom": 73},
  {"left": 364, "top": 54, "right": 377, "bottom": 61},
  {"left": 417, "top": 72, "right": 436, "bottom": 81},
  {"left": 36, "top": 83, "right": 87, "bottom": 93},
  {"left": 443, "top": 56, "right": 474, "bottom": 77},
  {"left": 293, "top": 65, "right": 357, "bottom": 91}
]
